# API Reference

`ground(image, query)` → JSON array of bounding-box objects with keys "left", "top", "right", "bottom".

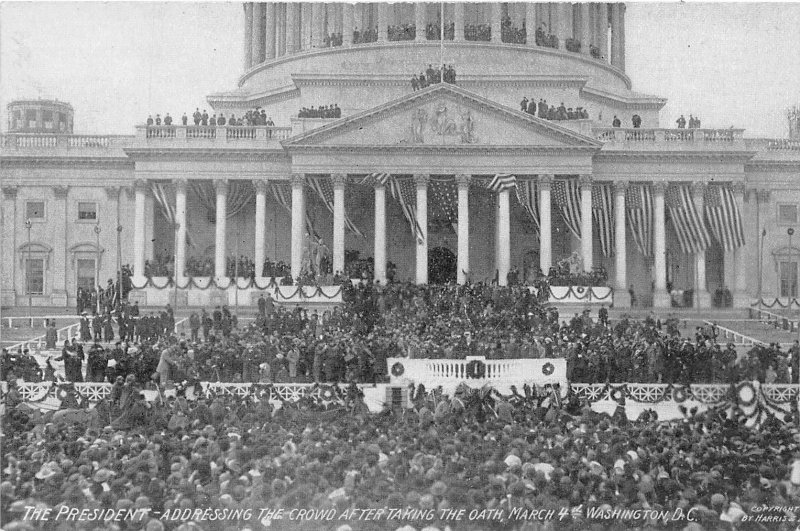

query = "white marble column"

[
  {"left": 613, "top": 181, "right": 630, "bottom": 307},
  {"left": 579, "top": 175, "right": 594, "bottom": 271},
  {"left": 596, "top": 3, "right": 608, "bottom": 61},
  {"left": 252, "top": 3, "right": 266, "bottom": 65},
  {"left": 332, "top": 174, "right": 347, "bottom": 276},
  {"left": 491, "top": 2, "right": 502, "bottom": 43},
  {"left": 286, "top": 2, "right": 299, "bottom": 53},
  {"left": 456, "top": 175, "right": 470, "bottom": 284},
  {"left": 265, "top": 2, "right": 276, "bottom": 59},
  {"left": 374, "top": 182, "right": 387, "bottom": 284},
  {"left": 415, "top": 2, "right": 426, "bottom": 41},
  {"left": 454, "top": 3, "right": 465, "bottom": 41},
  {"left": 559, "top": 3, "right": 573, "bottom": 48},
  {"left": 174, "top": 179, "right": 187, "bottom": 281},
  {"left": 692, "top": 182, "right": 711, "bottom": 308},
  {"left": 342, "top": 3, "right": 354, "bottom": 46},
  {"left": 732, "top": 182, "right": 750, "bottom": 306},
  {"left": 525, "top": 3, "right": 536, "bottom": 45},
  {"left": 497, "top": 188, "right": 511, "bottom": 286},
  {"left": 312, "top": 3, "right": 325, "bottom": 48},
  {"left": 580, "top": 3, "right": 592, "bottom": 54},
  {"left": 133, "top": 179, "right": 147, "bottom": 283},
  {"left": 301, "top": 3, "right": 313, "bottom": 50},
  {"left": 610, "top": 3, "right": 623, "bottom": 68},
  {"left": 214, "top": 180, "right": 228, "bottom": 280},
  {"left": 653, "top": 181, "right": 670, "bottom": 307},
  {"left": 539, "top": 175, "right": 553, "bottom": 274},
  {"left": 415, "top": 174, "right": 429, "bottom": 285},
  {"left": 377, "top": 3, "right": 388, "bottom": 42},
  {"left": 1, "top": 187, "right": 17, "bottom": 306},
  {"left": 243, "top": 3, "right": 254, "bottom": 70},
  {"left": 276, "top": 3, "right": 287, "bottom": 56},
  {"left": 254, "top": 180, "right": 267, "bottom": 278},
  {"left": 290, "top": 174, "right": 305, "bottom": 280}
]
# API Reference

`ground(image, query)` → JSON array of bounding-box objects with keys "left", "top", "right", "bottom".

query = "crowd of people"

[
  {"left": 297, "top": 105, "right": 342, "bottom": 119},
  {"left": 141, "top": 256, "right": 291, "bottom": 280},
  {"left": 3, "top": 349, "right": 799, "bottom": 531},
  {"left": 519, "top": 98, "right": 589, "bottom": 121},
  {"left": 410, "top": 65, "right": 457, "bottom": 91},
  {"left": 388, "top": 23, "right": 415, "bottom": 41},
  {"left": 145, "top": 108, "right": 276, "bottom": 129},
  {"left": 352, "top": 27, "right": 378, "bottom": 44}
]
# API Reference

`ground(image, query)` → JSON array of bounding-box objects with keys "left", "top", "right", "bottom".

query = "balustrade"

[
  {"left": 768, "top": 138, "right": 800, "bottom": 151},
  {"left": 186, "top": 126, "right": 217, "bottom": 139},
  {"left": 136, "top": 125, "right": 291, "bottom": 144},
  {"left": 68, "top": 135, "right": 110, "bottom": 148},
  {"left": 595, "top": 128, "right": 746, "bottom": 145}
]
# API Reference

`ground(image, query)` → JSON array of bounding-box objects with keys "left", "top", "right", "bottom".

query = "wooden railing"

[{"left": 703, "top": 320, "right": 766, "bottom": 347}]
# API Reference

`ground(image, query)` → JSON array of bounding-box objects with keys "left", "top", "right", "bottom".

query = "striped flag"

[
  {"left": 592, "top": 183, "right": 614, "bottom": 257},
  {"left": 515, "top": 179, "right": 540, "bottom": 233},
  {"left": 360, "top": 172, "right": 390, "bottom": 187},
  {"left": 705, "top": 185, "right": 746, "bottom": 251},
  {"left": 306, "top": 176, "right": 366, "bottom": 238},
  {"left": 666, "top": 184, "right": 711, "bottom": 254},
  {"left": 626, "top": 184, "right": 653, "bottom": 258},
  {"left": 389, "top": 177, "right": 425, "bottom": 244},
  {"left": 487, "top": 174, "right": 517, "bottom": 192},
  {"left": 553, "top": 179, "right": 582, "bottom": 239},
  {"left": 269, "top": 182, "right": 319, "bottom": 238}
]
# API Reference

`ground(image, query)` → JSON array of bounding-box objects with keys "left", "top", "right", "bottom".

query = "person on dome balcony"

[
  {"left": 164, "top": 113, "right": 172, "bottom": 125},
  {"left": 612, "top": 115, "right": 621, "bottom": 127},
  {"left": 181, "top": 113, "right": 188, "bottom": 125},
  {"left": 520, "top": 96, "right": 528, "bottom": 112},
  {"left": 676, "top": 115, "right": 686, "bottom": 128}
]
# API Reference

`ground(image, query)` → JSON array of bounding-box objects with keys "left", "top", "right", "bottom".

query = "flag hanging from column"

[
  {"left": 704, "top": 184, "right": 746, "bottom": 251},
  {"left": 626, "top": 184, "right": 653, "bottom": 258},
  {"left": 388, "top": 176, "right": 425, "bottom": 244},
  {"left": 514, "top": 178, "right": 540, "bottom": 233},
  {"left": 665, "top": 184, "right": 711, "bottom": 254},
  {"left": 592, "top": 183, "right": 614, "bottom": 257},
  {"left": 553, "top": 179, "right": 582, "bottom": 239},
  {"left": 430, "top": 178, "right": 458, "bottom": 231},
  {"left": 306, "top": 176, "right": 366, "bottom": 238},
  {"left": 268, "top": 182, "right": 319, "bottom": 239},
  {"left": 487, "top": 173, "right": 517, "bottom": 192}
]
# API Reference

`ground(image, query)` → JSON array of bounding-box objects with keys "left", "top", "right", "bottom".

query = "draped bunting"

[
  {"left": 592, "top": 183, "right": 614, "bottom": 257},
  {"left": 150, "top": 182, "right": 193, "bottom": 247},
  {"left": 553, "top": 179, "right": 582, "bottom": 239},
  {"left": 666, "top": 184, "right": 711, "bottom": 254},
  {"left": 268, "top": 182, "right": 319, "bottom": 238},
  {"left": 190, "top": 181, "right": 254, "bottom": 222},
  {"left": 306, "top": 176, "right": 365, "bottom": 238},
  {"left": 626, "top": 184, "right": 653, "bottom": 258},
  {"left": 361, "top": 173, "right": 424, "bottom": 244},
  {"left": 705, "top": 185, "right": 746, "bottom": 251}
]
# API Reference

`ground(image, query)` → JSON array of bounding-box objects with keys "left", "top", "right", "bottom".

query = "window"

[
  {"left": 78, "top": 202, "right": 97, "bottom": 220},
  {"left": 76, "top": 259, "right": 96, "bottom": 292},
  {"left": 25, "top": 109, "right": 36, "bottom": 128},
  {"left": 780, "top": 260, "right": 798, "bottom": 298},
  {"left": 42, "top": 110, "right": 53, "bottom": 128},
  {"left": 25, "top": 258, "right": 44, "bottom": 295},
  {"left": 26, "top": 201, "right": 45, "bottom": 220},
  {"left": 779, "top": 204, "right": 798, "bottom": 225}
]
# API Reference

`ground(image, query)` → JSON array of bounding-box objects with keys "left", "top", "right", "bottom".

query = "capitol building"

[{"left": 2, "top": 2, "right": 799, "bottom": 311}]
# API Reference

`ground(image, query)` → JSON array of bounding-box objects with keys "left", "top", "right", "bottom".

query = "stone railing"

[
  {"left": 136, "top": 125, "right": 292, "bottom": 145},
  {"left": 387, "top": 357, "right": 567, "bottom": 392},
  {"left": 703, "top": 320, "right": 766, "bottom": 347},
  {"left": 594, "top": 128, "right": 745, "bottom": 145},
  {"left": 0, "top": 133, "right": 130, "bottom": 151},
  {"left": 767, "top": 138, "right": 800, "bottom": 150}
]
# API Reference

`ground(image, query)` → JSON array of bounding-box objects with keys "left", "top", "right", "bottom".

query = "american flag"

[
  {"left": 360, "top": 172, "right": 390, "bottom": 187},
  {"left": 514, "top": 179, "right": 540, "bottom": 233},
  {"left": 704, "top": 184, "right": 745, "bottom": 251},
  {"left": 487, "top": 174, "right": 517, "bottom": 192},
  {"left": 269, "top": 182, "right": 319, "bottom": 238},
  {"left": 388, "top": 176, "right": 425, "bottom": 244},
  {"left": 592, "top": 183, "right": 614, "bottom": 257},
  {"left": 626, "top": 184, "right": 653, "bottom": 258},
  {"left": 553, "top": 179, "right": 582, "bottom": 239},
  {"left": 306, "top": 176, "right": 366, "bottom": 238},
  {"left": 430, "top": 178, "right": 459, "bottom": 230},
  {"left": 666, "top": 184, "right": 710, "bottom": 254}
]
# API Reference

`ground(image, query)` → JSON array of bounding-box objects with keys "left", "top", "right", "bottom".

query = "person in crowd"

[
  {"left": 632, "top": 113, "right": 642, "bottom": 128},
  {"left": 181, "top": 112, "right": 188, "bottom": 125},
  {"left": 612, "top": 115, "right": 622, "bottom": 127},
  {"left": 676, "top": 114, "right": 687, "bottom": 128},
  {"left": 45, "top": 319, "right": 57, "bottom": 349},
  {"left": 192, "top": 108, "right": 201, "bottom": 125}
]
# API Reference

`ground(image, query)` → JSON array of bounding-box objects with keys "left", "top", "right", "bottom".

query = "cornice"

[
  {"left": 593, "top": 151, "right": 757, "bottom": 163},
  {"left": 288, "top": 144, "right": 600, "bottom": 155},
  {"left": 581, "top": 86, "right": 667, "bottom": 111},
  {"left": 0, "top": 157, "right": 133, "bottom": 169},
  {"left": 290, "top": 73, "right": 590, "bottom": 90},
  {"left": 745, "top": 160, "right": 800, "bottom": 172},
  {"left": 122, "top": 148, "right": 290, "bottom": 162}
]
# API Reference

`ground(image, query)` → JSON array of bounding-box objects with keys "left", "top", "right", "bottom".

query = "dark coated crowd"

[
  {"left": 297, "top": 105, "right": 342, "bottom": 119},
  {"left": 520, "top": 98, "right": 589, "bottom": 121}
]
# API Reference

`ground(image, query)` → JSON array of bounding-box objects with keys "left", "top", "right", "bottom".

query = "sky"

[{"left": 1, "top": 2, "right": 799, "bottom": 137}]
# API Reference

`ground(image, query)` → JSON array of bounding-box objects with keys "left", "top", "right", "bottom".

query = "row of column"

[
  {"left": 243, "top": 3, "right": 625, "bottom": 70},
  {"left": 130, "top": 175, "right": 744, "bottom": 307}
]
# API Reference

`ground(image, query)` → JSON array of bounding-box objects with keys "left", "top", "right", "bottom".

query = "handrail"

[
  {"left": 4, "top": 315, "right": 83, "bottom": 328},
  {"left": 703, "top": 320, "right": 767, "bottom": 347},
  {"left": 750, "top": 307, "right": 798, "bottom": 331}
]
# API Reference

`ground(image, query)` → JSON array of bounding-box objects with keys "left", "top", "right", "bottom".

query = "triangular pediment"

[{"left": 283, "top": 84, "right": 601, "bottom": 150}]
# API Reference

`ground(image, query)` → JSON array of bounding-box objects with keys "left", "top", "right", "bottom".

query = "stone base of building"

[
  {"left": 733, "top": 292, "right": 753, "bottom": 308},
  {"left": 653, "top": 290, "right": 672, "bottom": 308},
  {"left": 612, "top": 290, "right": 631, "bottom": 308},
  {"left": 129, "top": 284, "right": 344, "bottom": 308},
  {"left": 50, "top": 291, "right": 68, "bottom": 307},
  {"left": 1, "top": 289, "right": 15, "bottom": 308}
]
